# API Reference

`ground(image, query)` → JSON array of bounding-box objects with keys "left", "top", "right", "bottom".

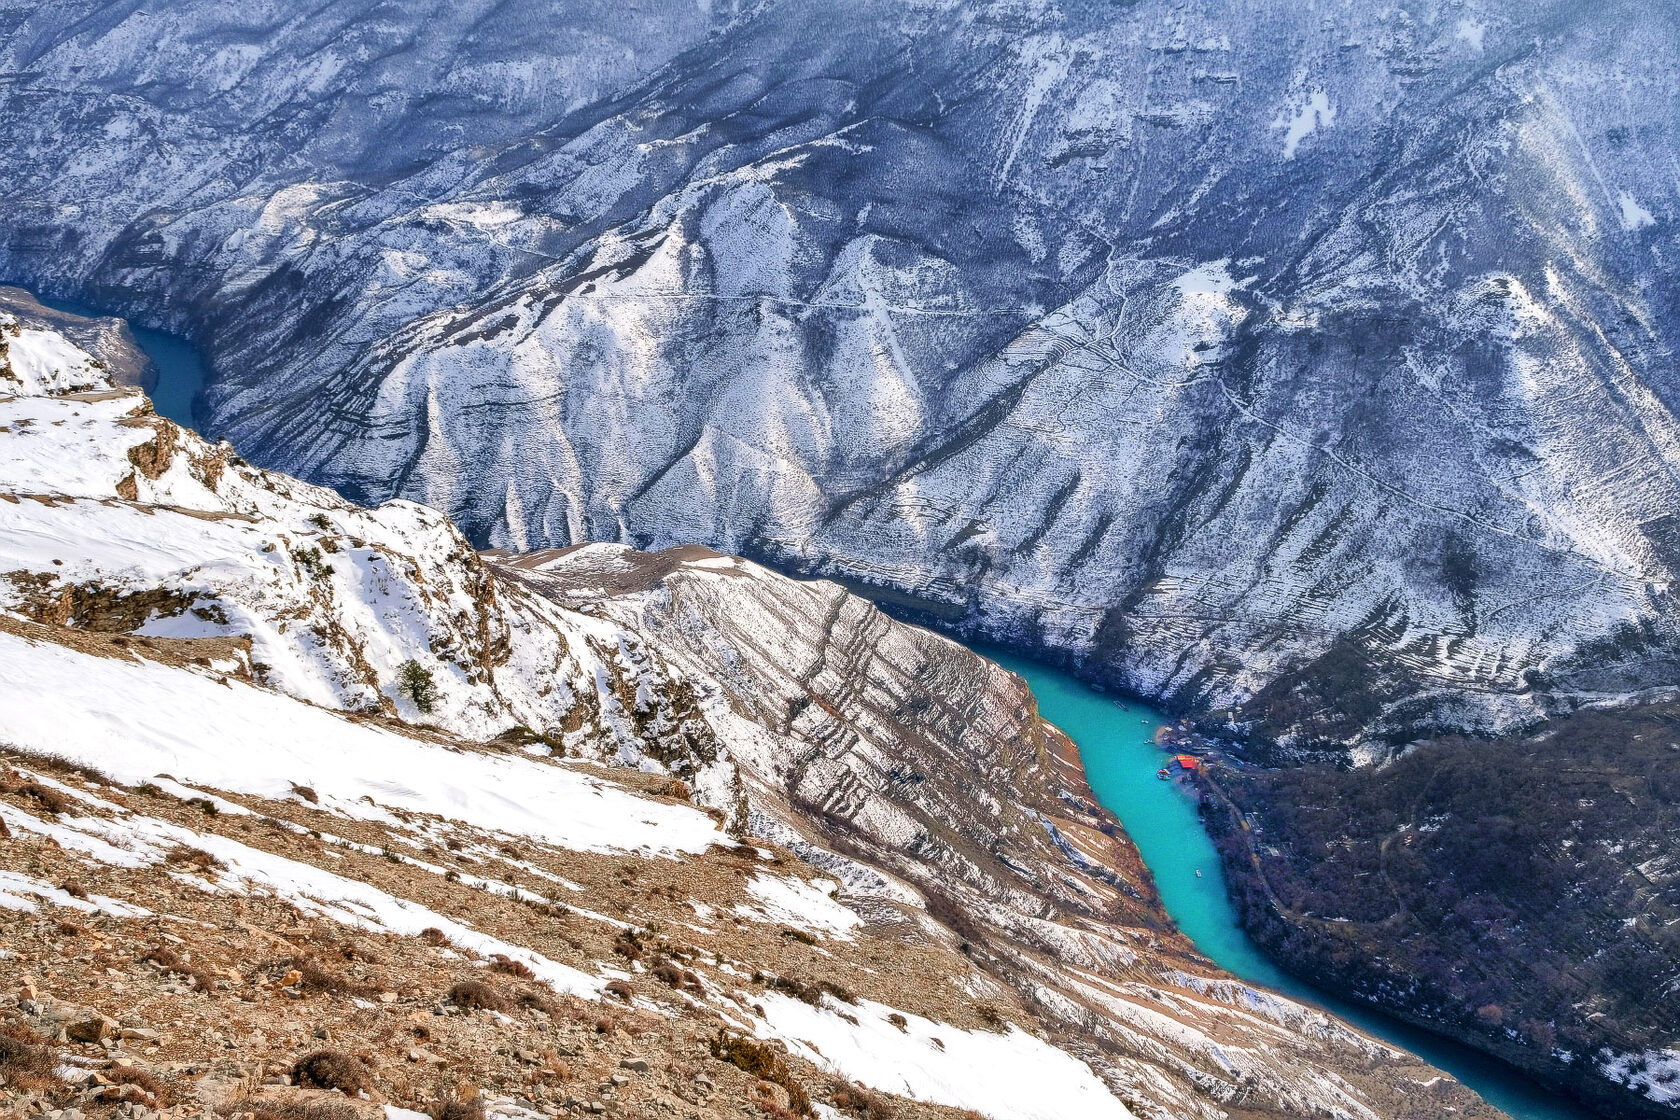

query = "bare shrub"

[{"left": 488, "top": 954, "right": 534, "bottom": 980}]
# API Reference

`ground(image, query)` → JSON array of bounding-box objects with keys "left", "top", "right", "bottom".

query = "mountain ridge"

[{"left": 4, "top": 0, "right": 1678, "bottom": 753}]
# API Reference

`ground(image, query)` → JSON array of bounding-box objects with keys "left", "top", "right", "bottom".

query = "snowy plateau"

[{"left": 0, "top": 314, "right": 1498, "bottom": 1119}]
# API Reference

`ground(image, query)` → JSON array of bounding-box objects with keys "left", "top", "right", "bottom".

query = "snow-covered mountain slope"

[
  {"left": 0, "top": 312, "right": 1499, "bottom": 1119},
  {"left": 3, "top": 0, "right": 1678, "bottom": 750},
  {"left": 0, "top": 285, "right": 151, "bottom": 387}
]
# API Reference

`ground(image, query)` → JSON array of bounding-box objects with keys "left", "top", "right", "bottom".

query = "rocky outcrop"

[
  {"left": 495, "top": 543, "right": 1506, "bottom": 1118},
  {"left": 3, "top": 0, "right": 1678, "bottom": 750}
]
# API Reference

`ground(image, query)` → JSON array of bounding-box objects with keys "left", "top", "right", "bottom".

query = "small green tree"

[
  {"left": 397, "top": 659, "right": 438, "bottom": 714},
  {"left": 292, "top": 546, "right": 329, "bottom": 581}
]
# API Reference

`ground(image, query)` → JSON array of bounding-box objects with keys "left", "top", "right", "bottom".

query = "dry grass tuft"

[
  {"left": 0, "top": 1018, "right": 61, "bottom": 1091},
  {"left": 165, "top": 844, "right": 228, "bottom": 871},
  {"left": 293, "top": 1049, "right": 371, "bottom": 1095},
  {"left": 102, "top": 1064, "right": 176, "bottom": 1106},
  {"left": 9, "top": 780, "right": 70, "bottom": 814},
  {"left": 264, "top": 955, "right": 364, "bottom": 996},
  {"left": 426, "top": 1089, "right": 486, "bottom": 1120},
  {"left": 144, "top": 944, "right": 221, "bottom": 995},
  {"left": 447, "top": 979, "right": 508, "bottom": 1012},
  {"left": 517, "top": 989, "right": 560, "bottom": 1017},
  {"left": 709, "top": 1030, "right": 812, "bottom": 1117},
  {"left": 830, "top": 1083, "right": 896, "bottom": 1119},
  {"left": 487, "top": 954, "right": 534, "bottom": 980},
  {"left": 755, "top": 973, "right": 854, "bottom": 1007},
  {"left": 249, "top": 1102, "right": 359, "bottom": 1120},
  {"left": 611, "top": 929, "right": 645, "bottom": 961},
  {"left": 650, "top": 959, "right": 703, "bottom": 994}
]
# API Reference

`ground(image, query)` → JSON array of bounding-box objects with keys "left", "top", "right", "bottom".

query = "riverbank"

[
  {"left": 980, "top": 646, "right": 1608, "bottom": 1120},
  {"left": 5, "top": 287, "right": 207, "bottom": 427},
  {"left": 1202, "top": 719, "right": 1678, "bottom": 1120}
]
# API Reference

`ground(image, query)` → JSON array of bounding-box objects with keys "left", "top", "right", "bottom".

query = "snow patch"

[
  {"left": 752, "top": 992, "right": 1133, "bottom": 1120},
  {"left": 1618, "top": 191, "right": 1657, "bottom": 231},
  {"left": 1173, "top": 260, "right": 1237, "bottom": 297},
  {"left": 0, "top": 776, "right": 603, "bottom": 997},
  {"left": 1601, "top": 1048, "right": 1680, "bottom": 1104},
  {"left": 1273, "top": 90, "right": 1335, "bottom": 159},
  {"left": 0, "top": 629, "right": 725, "bottom": 858},
  {"left": 0, "top": 870, "right": 150, "bottom": 917},
  {"left": 737, "top": 873, "right": 861, "bottom": 940}
]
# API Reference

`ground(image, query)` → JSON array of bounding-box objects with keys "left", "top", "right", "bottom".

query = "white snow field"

[
  {"left": 754, "top": 991, "right": 1134, "bottom": 1120},
  {"left": 0, "top": 627, "right": 723, "bottom": 859}
]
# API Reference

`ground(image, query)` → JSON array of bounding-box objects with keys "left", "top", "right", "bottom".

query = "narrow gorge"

[{"left": 2, "top": 1, "right": 1676, "bottom": 1117}]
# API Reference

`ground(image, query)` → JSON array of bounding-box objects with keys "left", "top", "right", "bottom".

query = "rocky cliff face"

[
  {"left": 1203, "top": 711, "right": 1680, "bottom": 1119},
  {"left": 2, "top": 0, "right": 1678, "bottom": 750},
  {"left": 0, "top": 307, "right": 1500, "bottom": 1119}
]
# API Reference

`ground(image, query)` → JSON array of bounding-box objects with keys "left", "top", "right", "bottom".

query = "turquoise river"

[
  {"left": 981, "top": 646, "right": 1604, "bottom": 1120},
  {"left": 18, "top": 292, "right": 1605, "bottom": 1120}
]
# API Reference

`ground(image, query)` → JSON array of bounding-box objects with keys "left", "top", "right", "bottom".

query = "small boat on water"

[
  {"left": 1156, "top": 767, "right": 1171, "bottom": 780},
  {"left": 1195, "top": 869, "right": 1202, "bottom": 878}
]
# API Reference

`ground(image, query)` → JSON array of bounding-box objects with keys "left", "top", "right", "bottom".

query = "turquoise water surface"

[
  {"left": 127, "top": 324, "right": 208, "bottom": 428},
  {"left": 981, "top": 646, "right": 1605, "bottom": 1120}
]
